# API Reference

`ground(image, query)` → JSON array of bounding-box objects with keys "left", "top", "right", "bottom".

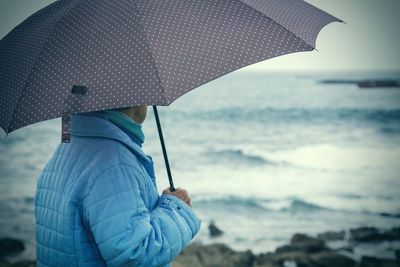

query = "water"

[{"left": 1, "top": 71, "right": 400, "bottom": 260}]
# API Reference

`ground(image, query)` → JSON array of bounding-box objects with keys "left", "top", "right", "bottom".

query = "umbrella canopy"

[
  {"left": 0, "top": 0, "right": 342, "bottom": 136},
  {"left": 0, "top": 0, "right": 342, "bottom": 190}
]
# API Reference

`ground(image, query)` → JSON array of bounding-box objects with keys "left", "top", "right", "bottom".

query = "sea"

[{"left": 1, "top": 71, "right": 400, "bottom": 262}]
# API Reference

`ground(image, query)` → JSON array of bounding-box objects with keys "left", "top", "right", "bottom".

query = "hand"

[{"left": 162, "top": 187, "right": 192, "bottom": 207}]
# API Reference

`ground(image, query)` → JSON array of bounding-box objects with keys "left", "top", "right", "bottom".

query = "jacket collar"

[
  {"left": 70, "top": 114, "right": 153, "bottom": 167},
  {"left": 92, "top": 110, "right": 145, "bottom": 147}
]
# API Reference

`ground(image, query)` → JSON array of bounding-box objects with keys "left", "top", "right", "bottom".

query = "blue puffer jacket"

[{"left": 34, "top": 113, "right": 201, "bottom": 266}]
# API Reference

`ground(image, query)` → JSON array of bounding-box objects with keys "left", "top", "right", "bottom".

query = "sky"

[{"left": 0, "top": 0, "right": 399, "bottom": 72}]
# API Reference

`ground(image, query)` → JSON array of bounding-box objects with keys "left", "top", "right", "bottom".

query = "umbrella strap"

[
  {"left": 61, "top": 113, "right": 71, "bottom": 143},
  {"left": 61, "top": 85, "right": 88, "bottom": 143}
]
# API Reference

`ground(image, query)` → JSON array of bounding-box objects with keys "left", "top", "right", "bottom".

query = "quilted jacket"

[{"left": 34, "top": 113, "right": 201, "bottom": 266}]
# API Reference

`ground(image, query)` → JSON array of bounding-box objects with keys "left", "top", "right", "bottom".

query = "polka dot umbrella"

[{"left": 0, "top": 0, "right": 342, "bottom": 190}]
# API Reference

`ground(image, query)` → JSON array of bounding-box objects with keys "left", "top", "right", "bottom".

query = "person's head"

[{"left": 114, "top": 106, "right": 148, "bottom": 124}]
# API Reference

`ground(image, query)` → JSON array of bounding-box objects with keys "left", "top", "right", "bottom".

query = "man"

[{"left": 34, "top": 106, "right": 200, "bottom": 266}]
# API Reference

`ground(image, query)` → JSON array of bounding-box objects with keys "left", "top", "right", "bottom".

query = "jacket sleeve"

[{"left": 82, "top": 164, "right": 201, "bottom": 266}]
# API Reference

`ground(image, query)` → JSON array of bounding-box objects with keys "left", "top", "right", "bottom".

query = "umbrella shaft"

[{"left": 153, "top": 106, "right": 176, "bottom": 192}]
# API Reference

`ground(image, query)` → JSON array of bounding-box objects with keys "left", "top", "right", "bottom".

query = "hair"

[
  {"left": 113, "top": 106, "right": 148, "bottom": 123},
  {"left": 113, "top": 106, "right": 144, "bottom": 114}
]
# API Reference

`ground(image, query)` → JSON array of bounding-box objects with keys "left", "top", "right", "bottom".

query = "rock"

[
  {"left": 384, "top": 227, "right": 400, "bottom": 241},
  {"left": 0, "top": 259, "right": 10, "bottom": 267},
  {"left": 173, "top": 243, "right": 255, "bottom": 267},
  {"left": 274, "top": 234, "right": 328, "bottom": 254},
  {"left": 350, "top": 226, "right": 400, "bottom": 243},
  {"left": 350, "top": 227, "right": 382, "bottom": 242},
  {"left": 227, "top": 250, "right": 254, "bottom": 267},
  {"left": 379, "top": 213, "right": 400, "bottom": 218},
  {"left": 255, "top": 251, "right": 313, "bottom": 267},
  {"left": 317, "top": 231, "right": 345, "bottom": 241},
  {"left": 275, "top": 245, "right": 301, "bottom": 254},
  {"left": 10, "top": 261, "right": 36, "bottom": 267},
  {"left": 319, "top": 80, "right": 358, "bottom": 84},
  {"left": 173, "top": 253, "right": 202, "bottom": 267},
  {"left": 357, "top": 80, "right": 400, "bottom": 89},
  {"left": 319, "top": 79, "right": 400, "bottom": 88},
  {"left": 0, "top": 238, "right": 25, "bottom": 257},
  {"left": 289, "top": 234, "right": 327, "bottom": 253},
  {"left": 359, "top": 256, "right": 399, "bottom": 267},
  {"left": 334, "top": 245, "right": 353, "bottom": 253},
  {"left": 208, "top": 221, "right": 224, "bottom": 238},
  {"left": 310, "top": 251, "right": 356, "bottom": 267},
  {"left": 0, "top": 260, "right": 36, "bottom": 267}
]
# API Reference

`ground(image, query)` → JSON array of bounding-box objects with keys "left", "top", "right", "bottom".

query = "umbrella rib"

[
  {"left": 237, "top": 0, "right": 316, "bottom": 50},
  {"left": 131, "top": 1, "right": 168, "bottom": 106},
  {"left": 6, "top": 0, "right": 86, "bottom": 133}
]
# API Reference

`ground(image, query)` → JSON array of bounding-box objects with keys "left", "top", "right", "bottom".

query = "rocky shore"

[
  {"left": 319, "top": 79, "right": 400, "bottom": 88},
  {"left": 1, "top": 226, "right": 399, "bottom": 267},
  {"left": 173, "top": 226, "right": 400, "bottom": 267}
]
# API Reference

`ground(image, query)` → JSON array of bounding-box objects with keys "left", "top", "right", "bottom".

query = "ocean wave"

[
  {"left": 174, "top": 108, "right": 400, "bottom": 125},
  {"left": 196, "top": 196, "right": 266, "bottom": 210},
  {"left": 195, "top": 195, "right": 400, "bottom": 218},
  {"left": 195, "top": 196, "right": 328, "bottom": 213},
  {"left": 204, "top": 149, "right": 267, "bottom": 166},
  {"left": 203, "top": 149, "right": 286, "bottom": 167},
  {"left": 380, "top": 126, "right": 400, "bottom": 134},
  {"left": 380, "top": 213, "right": 400, "bottom": 218}
]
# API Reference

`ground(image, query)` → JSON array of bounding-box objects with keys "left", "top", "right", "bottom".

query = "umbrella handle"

[{"left": 153, "top": 106, "right": 176, "bottom": 192}]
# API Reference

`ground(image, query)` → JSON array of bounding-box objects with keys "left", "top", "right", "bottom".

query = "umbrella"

[{"left": 0, "top": 0, "right": 342, "bottom": 190}]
